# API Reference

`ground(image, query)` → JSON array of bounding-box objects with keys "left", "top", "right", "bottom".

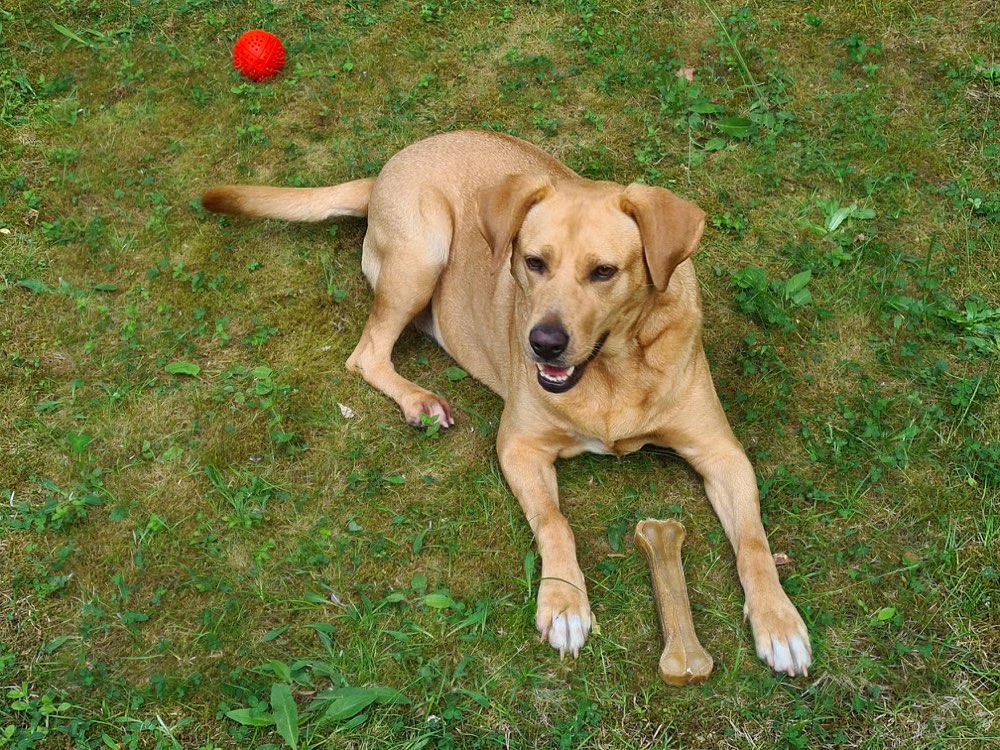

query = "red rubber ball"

[{"left": 233, "top": 30, "right": 286, "bottom": 82}]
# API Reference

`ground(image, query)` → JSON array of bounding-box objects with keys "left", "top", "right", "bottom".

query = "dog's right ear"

[{"left": 477, "top": 175, "right": 553, "bottom": 273}]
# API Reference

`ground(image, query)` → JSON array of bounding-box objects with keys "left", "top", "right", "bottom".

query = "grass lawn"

[{"left": 1, "top": 1, "right": 997, "bottom": 748}]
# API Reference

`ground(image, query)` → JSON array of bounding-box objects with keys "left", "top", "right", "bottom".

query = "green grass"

[{"left": 1, "top": 1, "right": 998, "bottom": 748}]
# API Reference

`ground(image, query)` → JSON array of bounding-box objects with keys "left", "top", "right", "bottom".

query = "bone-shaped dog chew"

[{"left": 635, "top": 519, "right": 713, "bottom": 685}]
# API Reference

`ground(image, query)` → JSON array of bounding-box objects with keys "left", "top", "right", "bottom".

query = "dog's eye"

[
  {"left": 590, "top": 265, "right": 618, "bottom": 282},
  {"left": 525, "top": 256, "right": 547, "bottom": 274}
]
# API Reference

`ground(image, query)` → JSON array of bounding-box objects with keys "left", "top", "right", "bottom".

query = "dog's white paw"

[
  {"left": 745, "top": 598, "right": 812, "bottom": 677},
  {"left": 536, "top": 579, "right": 592, "bottom": 658}
]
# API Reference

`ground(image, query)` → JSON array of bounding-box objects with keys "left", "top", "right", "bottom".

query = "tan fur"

[
  {"left": 201, "top": 179, "right": 376, "bottom": 221},
  {"left": 201, "top": 130, "right": 812, "bottom": 676}
]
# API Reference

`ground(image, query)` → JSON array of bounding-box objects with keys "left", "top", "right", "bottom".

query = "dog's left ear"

[
  {"left": 477, "top": 174, "right": 553, "bottom": 273},
  {"left": 620, "top": 184, "right": 706, "bottom": 293}
]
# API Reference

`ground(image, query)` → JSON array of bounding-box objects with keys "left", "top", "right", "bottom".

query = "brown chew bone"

[{"left": 635, "top": 519, "right": 714, "bottom": 685}]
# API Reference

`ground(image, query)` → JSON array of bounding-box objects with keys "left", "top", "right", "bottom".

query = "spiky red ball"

[{"left": 232, "top": 30, "right": 286, "bottom": 82}]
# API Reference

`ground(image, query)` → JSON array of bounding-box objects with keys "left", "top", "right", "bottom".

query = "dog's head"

[{"left": 478, "top": 175, "right": 705, "bottom": 393}]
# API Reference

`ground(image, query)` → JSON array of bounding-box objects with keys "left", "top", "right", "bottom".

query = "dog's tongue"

[{"left": 541, "top": 364, "right": 570, "bottom": 380}]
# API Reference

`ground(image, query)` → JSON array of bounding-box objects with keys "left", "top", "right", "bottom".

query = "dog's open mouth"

[{"left": 536, "top": 333, "right": 608, "bottom": 394}]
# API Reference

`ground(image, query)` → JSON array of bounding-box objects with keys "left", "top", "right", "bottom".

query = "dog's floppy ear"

[
  {"left": 620, "top": 184, "right": 706, "bottom": 293},
  {"left": 477, "top": 174, "right": 553, "bottom": 272}
]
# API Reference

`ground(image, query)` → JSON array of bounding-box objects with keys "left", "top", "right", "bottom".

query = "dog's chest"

[
  {"left": 561, "top": 432, "right": 651, "bottom": 459},
  {"left": 553, "top": 376, "right": 672, "bottom": 458},
  {"left": 576, "top": 436, "right": 615, "bottom": 456}
]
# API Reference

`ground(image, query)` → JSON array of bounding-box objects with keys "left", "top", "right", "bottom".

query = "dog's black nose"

[{"left": 529, "top": 324, "right": 569, "bottom": 359}]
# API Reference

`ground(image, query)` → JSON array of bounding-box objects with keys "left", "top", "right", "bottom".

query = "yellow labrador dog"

[{"left": 202, "top": 130, "right": 811, "bottom": 676}]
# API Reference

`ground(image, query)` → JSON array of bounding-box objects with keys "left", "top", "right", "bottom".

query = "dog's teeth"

[{"left": 537, "top": 363, "right": 575, "bottom": 383}]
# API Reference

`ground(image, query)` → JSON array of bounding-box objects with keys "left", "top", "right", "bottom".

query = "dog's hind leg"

[{"left": 345, "top": 194, "right": 455, "bottom": 429}]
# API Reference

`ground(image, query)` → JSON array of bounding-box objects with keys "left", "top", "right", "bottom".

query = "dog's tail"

[{"left": 201, "top": 177, "right": 376, "bottom": 222}]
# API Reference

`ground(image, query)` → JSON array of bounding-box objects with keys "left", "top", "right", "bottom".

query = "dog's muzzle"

[{"left": 534, "top": 332, "right": 608, "bottom": 394}]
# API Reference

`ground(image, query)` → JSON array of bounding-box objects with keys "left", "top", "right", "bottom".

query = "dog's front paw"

[
  {"left": 536, "top": 578, "right": 592, "bottom": 658},
  {"left": 745, "top": 596, "right": 812, "bottom": 677}
]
